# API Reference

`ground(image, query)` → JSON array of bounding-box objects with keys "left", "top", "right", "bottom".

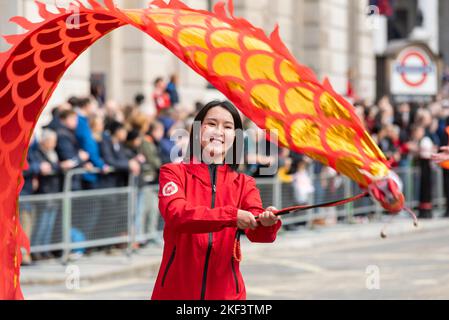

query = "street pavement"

[{"left": 21, "top": 217, "right": 449, "bottom": 300}]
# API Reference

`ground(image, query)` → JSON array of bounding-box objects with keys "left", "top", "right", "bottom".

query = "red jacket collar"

[{"left": 183, "top": 158, "right": 239, "bottom": 184}]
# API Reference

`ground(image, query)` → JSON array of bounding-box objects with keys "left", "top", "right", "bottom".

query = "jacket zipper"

[
  {"left": 231, "top": 258, "right": 240, "bottom": 294},
  {"left": 201, "top": 165, "right": 217, "bottom": 300},
  {"left": 161, "top": 246, "right": 176, "bottom": 287}
]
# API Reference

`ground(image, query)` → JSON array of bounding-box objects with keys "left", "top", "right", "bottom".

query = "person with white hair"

[{"left": 31, "top": 129, "right": 74, "bottom": 259}]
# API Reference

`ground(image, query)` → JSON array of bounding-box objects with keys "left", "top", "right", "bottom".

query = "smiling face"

[{"left": 200, "top": 106, "right": 236, "bottom": 163}]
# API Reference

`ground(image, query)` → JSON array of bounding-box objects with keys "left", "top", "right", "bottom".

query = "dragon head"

[{"left": 367, "top": 171, "right": 405, "bottom": 214}]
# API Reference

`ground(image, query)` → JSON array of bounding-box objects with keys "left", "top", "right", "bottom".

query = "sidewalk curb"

[{"left": 20, "top": 259, "right": 162, "bottom": 286}]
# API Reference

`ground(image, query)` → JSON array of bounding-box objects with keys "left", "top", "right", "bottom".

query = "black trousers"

[
  {"left": 419, "top": 159, "right": 433, "bottom": 219},
  {"left": 443, "top": 169, "right": 449, "bottom": 217}
]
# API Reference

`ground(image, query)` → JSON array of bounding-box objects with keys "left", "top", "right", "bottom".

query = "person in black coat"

[
  {"left": 20, "top": 137, "right": 40, "bottom": 264},
  {"left": 436, "top": 113, "right": 449, "bottom": 217},
  {"left": 55, "top": 109, "right": 91, "bottom": 191},
  {"left": 394, "top": 102, "right": 415, "bottom": 135},
  {"left": 44, "top": 103, "right": 71, "bottom": 132},
  {"left": 124, "top": 129, "right": 146, "bottom": 184},
  {"left": 100, "top": 121, "right": 140, "bottom": 188},
  {"left": 99, "top": 121, "right": 140, "bottom": 238}
]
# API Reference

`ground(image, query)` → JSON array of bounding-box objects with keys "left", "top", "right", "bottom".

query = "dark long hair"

[{"left": 185, "top": 100, "right": 243, "bottom": 170}]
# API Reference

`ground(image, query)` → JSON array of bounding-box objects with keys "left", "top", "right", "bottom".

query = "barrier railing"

[{"left": 19, "top": 165, "right": 447, "bottom": 263}]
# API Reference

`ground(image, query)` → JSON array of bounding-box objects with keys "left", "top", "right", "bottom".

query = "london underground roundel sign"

[{"left": 391, "top": 46, "right": 437, "bottom": 96}]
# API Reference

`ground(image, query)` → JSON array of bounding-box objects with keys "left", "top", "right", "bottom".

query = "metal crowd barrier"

[{"left": 19, "top": 165, "right": 447, "bottom": 263}]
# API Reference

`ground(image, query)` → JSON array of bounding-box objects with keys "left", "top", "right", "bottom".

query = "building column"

[
  {"left": 176, "top": 0, "right": 209, "bottom": 109},
  {"left": 291, "top": 0, "right": 305, "bottom": 61},
  {"left": 90, "top": 0, "right": 125, "bottom": 103},
  {"left": 303, "top": 0, "right": 349, "bottom": 95},
  {"left": 410, "top": 0, "right": 439, "bottom": 54},
  {"left": 349, "top": 0, "right": 376, "bottom": 103},
  {"left": 121, "top": 0, "right": 177, "bottom": 107},
  {"left": 371, "top": 14, "right": 388, "bottom": 55},
  {"left": 440, "top": 0, "right": 449, "bottom": 66},
  {"left": 417, "top": 0, "right": 439, "bottom": 54}
]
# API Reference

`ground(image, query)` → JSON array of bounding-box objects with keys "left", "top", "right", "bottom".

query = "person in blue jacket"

[{"left": 75, "top": 97, "right": 109, "bottom": 190}]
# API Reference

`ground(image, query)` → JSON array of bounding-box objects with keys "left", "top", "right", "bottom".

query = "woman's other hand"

[{"left": 237, "top": 210, "right": 258, "bottom": 230}]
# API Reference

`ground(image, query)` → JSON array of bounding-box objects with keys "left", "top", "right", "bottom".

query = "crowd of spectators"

[{"left": 19, "top": 70, "right": 449, "bottom": 264}]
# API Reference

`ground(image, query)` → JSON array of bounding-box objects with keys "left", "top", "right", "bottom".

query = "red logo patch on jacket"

[{"left": 162, "top": 181, "right": 178, "bottom": 197}]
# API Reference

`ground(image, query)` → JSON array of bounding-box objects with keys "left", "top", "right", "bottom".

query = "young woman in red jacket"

[{"left": 151, "top": 100, "right": 282, "bottom": 300}]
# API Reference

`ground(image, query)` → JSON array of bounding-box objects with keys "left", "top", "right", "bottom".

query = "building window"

[{"left": 387, "top": 0, "right": 419, "bottom": 41}]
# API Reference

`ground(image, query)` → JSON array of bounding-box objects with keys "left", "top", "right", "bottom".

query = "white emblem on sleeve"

[{"left": 162, "top": 182, "right": 178, "bottom": 197}]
